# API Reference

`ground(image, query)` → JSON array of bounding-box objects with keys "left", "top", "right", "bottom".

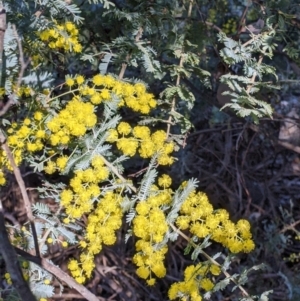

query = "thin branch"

[
  {"left": 278, "top": 140, "right": 300, "bottom": 155},
  {"left": 99, "top": 154, "right": 137, "bottom": 193},
  {"left": 204, "top": 21, "right": 223, "bottom": 32},
  {"left": 39, "top": 226, "right": 53, "bottom": 254},
  {"left": 13, "top": 25, "right": 30, "bottom": 89},
  {"left": 194, "top": 2, "right": 222, "bottom": 32},
  {"left": 169, "top": 223, "right": 254, "bottom": 300},
  {"left": 14, "top": 246, "right": 42, "bottom": 266},
  {"left": 118, "top": 27, "right": 143, "bottom": 80},
  {"left": 166, "top": 55, "right": 184, "bottom": 138},
  {"left": 0, "top": 201, "right": 37, "bottom": 301},
  {"left": 237, "top": 4, "right": 249, "bottom": 35},
  {"left": 0, "top": 132, "right": 34, "bottom": 222},
  {"left": 0, "top": 99, "right": 15, "bottom": 117},
  {"left": 246, "top": 55, "right": 263, "bottom": 94},
  {"left": 128, "top": 163, "right": 158, "bottom": 178},
  {"left": 118, "top": 54, "right": 130, "bottom": 80},
  {"left": 0, "top": 130, "right": 41, "bottom": 260},
  {"left": 0, "top": 6, "right": 12, "bottom": 117},
  {"left": 0, "top": 6, "right": 5, "bottom": 62},
  {"left": 279, "top": 220, "right": 300, "bottom": 233},
  {"left": 52, "top": 293, "right": 104, "bottom": 300},
  {"left": 41, "top": 259, "right": 99, "bottom": 301},
  {"left": 166, "top": 0, "right": 194, "bottom": 138}
]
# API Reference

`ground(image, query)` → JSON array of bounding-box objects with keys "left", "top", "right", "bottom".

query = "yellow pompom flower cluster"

[
  {"left": 0, "top": 106, "right": 71, "bottom": 181},
  {"left": 0, "top": 75, "right": 160, "bottom": 185},
  {"left": 0, "top": 85, "right": 32, "bottom": 98},
  {"left": 68, "top": 192, "right": 123, "bottom": 283},
  {"left": 88, "top": 74, "right": 157, "bottom": 113},
  {"left": 158, "top": 174, "right": 172, "bottom": 188},
  {"left": 52, "top": 74, "right": 157, "bottom": 123},
  {"left": 121, "top": 82, "right": 157, "bottom": 114},
  {"left": 0, "top": 113, "right": 47, "bottom": 173},
  {"left": 47, "top": 97, "right": 97, "bottom": 145},
  {"left": 60, "top": 155, "right": 109, "bottom": 219},
  {"left": 4, "top": 272, "right": 12, "bottom": 285},
  {"left": 0, "top": 169, "right": 6, "bottom": 185},
  {"left": 16, "top": 85, "right": 32, "bottom": 97},
  {"left": 43, "top": 155, "right": 69, "bottom": 174},
  {"left": 38, "top": 21, "right": 82, "bottom": 53},
  {"left": 132, "top": 188, "right": 172, "bottom": 285},
  {"left": 168, "top": 262, "right": 221, "bottom": 301},
  {"left": 4, "top": 261, "right": 31, "bottom": 286},
  {"left": 285, "top": 252, "right": 300, "bottom": 263},
  {"left": 68, "top": 258, "right": 88, "bottom": 284},
  {"left": 176, "top": 191, "right": 255, "bottom": 253},
  {"left": 0, "top": 105, "right": 73, "bottom": 182},
  {"left": 84, "top": 191, "right": 123, "bottom": 250},
  {"left": 107, "top": 124, "right": 175, "bottom": 165}
]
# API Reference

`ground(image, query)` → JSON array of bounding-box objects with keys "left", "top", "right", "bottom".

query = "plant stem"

[
  {"left": 169, "top": 223, "right": 254, "bottom": 300},
  {"left": 166, "top": 0, "right": 194, "bottom": 138}
]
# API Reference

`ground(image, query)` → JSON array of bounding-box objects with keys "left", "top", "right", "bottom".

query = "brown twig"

[
  {"left": 118, "top": 54, "right": 130, "bottom": 80},
  {"left": 166, "top": 0, "right": 194, "bottom": 139},
  {"left": 99, "top": 154, "right": 137, "bottom": 193},
  {"left": 278, "top": 141, "right": 300, "bottom": 155},
  {"left": 128, "top": 163, "right": 159, "bottom": 178},
  {"left": 0, "top": 131, "right": 35, "bottom": 225},
  {"left": 0, "top": 5, "right": 5, "bottom": 61},
  {"left": 52, "top": 293, "right": 104, "bottom": 300},
  {"left": 237, "top": 4, "right": 249, "bottom": 35},
  {"left": 13, "top": 25, "right": 30, "bottom": 89},
  {"left": 0, "top": 201, "right": 37, "bottom": 301},
  {"left": 41, "top": 259, "right": 99, "bottom": 301},
  {"left": 118, "top": 27, "right": 143, "bottom": 80},
  {"left": 204, "top": 21, "right": 223, "bottom": 32},
  {"left": 279, "top": 220, "right": 300, "bottom": 234}
]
